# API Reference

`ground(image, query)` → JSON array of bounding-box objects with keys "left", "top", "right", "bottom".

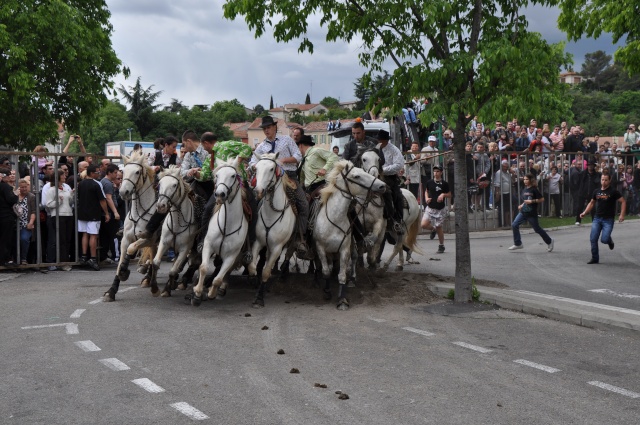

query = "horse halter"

[
  {"left": 157, "top": 174, "right": 185, "bottom": 209},
  {"left": 257, "top": 158, "right": 282, "bottom": 194},
  {"left": 121, "top": 162, "right": 150, "bottom": 194},
  {"left": 338, "top": 164, "right": 380, "bottom": 199},
  {"left": 215, "top": 165, "right": 241, "bottom": 204}
]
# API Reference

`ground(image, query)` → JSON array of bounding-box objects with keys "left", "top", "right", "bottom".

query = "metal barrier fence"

[
  {"left": 0, "top": 151, "right": 116, "bottom": 271},
  {"left": 406, "top": 150, "right": 640, "bottom": 232}
]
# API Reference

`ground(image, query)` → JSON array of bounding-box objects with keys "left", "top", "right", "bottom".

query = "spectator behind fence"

[
  {"left": 77, "top": 164, "right": 109, "bottom": 271},
  {"left": 0, "top": 167, "right": 19, "bottom": 266},
  {"left": 67, "top": 161, "right": 89, "bottom": 189},
  {"left": 45, "top": 169, "right": 74, "bottom": 271},
  {"left": 16, "top": 179, "right": 36, "bottom": 265},
  {"left": 99, "top": 163, "right": 121, "bottom": 263}
]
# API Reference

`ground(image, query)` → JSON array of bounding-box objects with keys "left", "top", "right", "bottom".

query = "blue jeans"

[
  {"left": 402, "top": 108, "right": 417, "bottom": 123},
  {"left": 20, "top": 228, "right": 32, "bottom": 262},
  {"left": 590, "top": 216, "right": 614, "bottom": 262},
  {"left": 512, "top": 212, "right": 552, "bottom": 246}
]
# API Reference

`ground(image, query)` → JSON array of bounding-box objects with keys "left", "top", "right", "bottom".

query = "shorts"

[
  {"left": 422, "top": 207, "right": 446, "bottom": 228},
  {"left": 78, "top": 220, "right": 101, "bottom": 235}
]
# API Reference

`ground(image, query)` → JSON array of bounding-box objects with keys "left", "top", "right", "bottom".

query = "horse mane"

[
  {"left": 158, "top": 165, "right": 191, "bottom": 193},
  {"left": 319, "top": 160, "right": 352, "bottom": 204},
  {"left": 125, "top": 150, "right": 155, "bottom": 181}
]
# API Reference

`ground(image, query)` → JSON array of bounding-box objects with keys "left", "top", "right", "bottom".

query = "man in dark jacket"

[
  {"left": 342, "top": 122, "right": 379, "bottom": 162},
  {"left": 0, "top": 167, "right": 19, "bottom": 266},
  {"left": 575, "top": 161, "right": 601, "bottom": 226}
]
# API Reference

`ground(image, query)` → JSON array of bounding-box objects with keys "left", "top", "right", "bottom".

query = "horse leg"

[
  {"left": 208, "top": 255, "right": 235, "bottom": 301},
  {"left": 103, "top": 276, "right": 120, "bottom": 302},
  {"left": 117, "top": 235, "right": 140, "bottom": 281},
  {"left": 337, "top": 243, "right": 352, "bottom": 310},
  {"left": 256, "top": 247, "right": 267, "bottom": 278},
  {"left": 162, "top": 248, "right": 188, "bottom": 297},
  {"left": 316, "top": 246, "right": 332, "bottom": 300},
  {"left": 396, "top": 242, "right": 405, "bottom": 271},
  {"left": 382, "top": 240, "right": 401, "bottom": 272},
  {"left": 191, "top": 259, "right": 211, "bottom": 307},
  {"left": 178, "top": 251, "right": 200, "bottom": 290}
]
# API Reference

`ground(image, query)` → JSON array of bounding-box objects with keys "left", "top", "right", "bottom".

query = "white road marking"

[
  {"left": 514, "top": 290, "right": 640, "bottom": 316},
  {"left": 0, "top": 273, "right": 20, "bottom": 282},
  {"left": 402, "top": 327, "right": 435, "bottom": 337},
  {"left": 22, "top": 323, "right": 73, "bottom": 330},
  {"left": 170, "top": 402, "right": 209, "bottom": 420},
  {"left": 132, "top": 378, "right": 165, "bottom": 393},
  {"left": 65, "top": 323, "right": 79, "bottom": 335},
  {"left": 70, "top": 309, "right": 86, "bottom": 318},
  {"left": 99, "top": 358, "right": 130, "bottom": 371},
  {"left": 588, "top": 289, "right": 640, "bottom": 300},
  {"left": 513, "top": 359, "right": 561, "bottom": 373},
  {"left": 368, "top": 317, "right": 386, "bottom": 323},
  {"left": 119, "top": 287, "right": 136, "bottom": 293},
  {"left": 452, "top": 341, "right": 493, "bottom": 353},
  {"left": 88, "top": 298, "right": 103, "bottom": 305},
  {"left": 588, "top": 381, "right": 640, "bottom": 398},
  {"left": 74, "top": 340, "right": 101, "bottom": 352}
]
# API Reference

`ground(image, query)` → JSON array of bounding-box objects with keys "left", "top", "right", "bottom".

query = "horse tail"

[
  {"left": 404, "top": 216, "right": 424, "bottom": 256},
  {"left": 138, "top": 247, "right": 153, "bottom": 266}
]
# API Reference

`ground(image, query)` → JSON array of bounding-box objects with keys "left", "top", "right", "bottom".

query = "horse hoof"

[
  {"left": 336, "top": 299, "right": 350, "bottom": 311},
  {"left": 252, "top": 299, "right": 265, "bottom": 308},
  {"left": 137, "top": 266, "right": 149, "bottom": 275},
  {"left": 160, "top": 291, "right": 170, "bottom": 297},
  {"left": 347, "top": 281, "right": 356, "bottom": 288},
  {"left": 191, "top": 294, "right": 202, "bottom": 307},
  {"left": 218, "top": 287, "right": 227, "bottom": 298},
  {"left": 177, "top": 283, "right": 187, "bottom": 291},
  {"left": 140, "top": 278, "right": 150, "bottom": 288},
  {"left": 151, "top": 288, "right": 160, "bottom": 297},
  {"left": 103, "top": 292, "right": 115, "bottom": 302},
  {"left": 118, "top": 269, "right": 130, "bottom": 281},
  {"left": 395, "top": 266, "right": 403, "bottom": 272}
]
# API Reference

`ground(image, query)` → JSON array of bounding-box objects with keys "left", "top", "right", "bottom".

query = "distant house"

[
  {"left": 339, "top": 100, "right": 358, "bottom": 110},
  {"left": 224, "top": 121, "right": 252, "bottom": 145},
  {"left": 268, "top": 103, "right": 329, "bottom": 121},
  {"left": 559, "top": 72, "right": 584, "bottom": 85},
  {"left": 303, "top": 119, "right": 358, "bottom": 151}
]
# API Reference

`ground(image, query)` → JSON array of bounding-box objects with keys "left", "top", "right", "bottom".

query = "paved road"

[
  {"left": 1, "top": 266, "right": 639, "bottom": 424},
  {"left": 397, "top": 220, "right": 640, "bottom": 311}
]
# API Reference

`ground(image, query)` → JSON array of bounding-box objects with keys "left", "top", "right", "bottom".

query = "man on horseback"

[
  {"left": 137, "top": 130, "right": 209, "bottom": 240},
  {"left": 378, "top": 129, "right": 406, "bottom": 235},
  {"left": 342, "top": 121, "right": 377, "bottom": 162},
  {"left": 250, "top": 116, "right": 309, "bottom": 255}
]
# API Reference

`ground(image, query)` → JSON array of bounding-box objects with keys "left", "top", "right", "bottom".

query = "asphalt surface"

[{"left": 1, "top": 255, "right": 640, "bottom": 424}]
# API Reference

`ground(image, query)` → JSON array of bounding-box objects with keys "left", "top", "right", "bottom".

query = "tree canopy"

[
  {"left": 117, "top": 77, "right": 163, "bottom": 140},
  {"left": 0, "top": 0, "right": 123, "bottom": 149},
  {"left": 223, "top": 0, "right": 573, "bottom": 302},
  {"left": 210, "top": 99, "right": 248, "bottom": 123}
]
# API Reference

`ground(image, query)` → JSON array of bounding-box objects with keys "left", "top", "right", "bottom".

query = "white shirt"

[
  {"left": 380, "top": 143, "right": 404, "bottom": 176},
  {"left": 41, "top": 182, "right": 72, "bottom": 211}
]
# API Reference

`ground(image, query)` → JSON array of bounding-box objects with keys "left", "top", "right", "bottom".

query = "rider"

[
  {"left": 249, "top": 116, "right": 309, "bottom": 255},
  {"left": 195, "top": 139, "right": 256, "bottom": 253},
  {"left": 297, "top": 134, "right": 338, "bottom": 194},
  {"left": 136, "top": 130, "right": 210, "bottom": 240},
  {"left": 378, "top": 129, "right": 405, "bottom": 235},
  {"left": 342, "top": 121, "right": 377, "bottom": 162}
]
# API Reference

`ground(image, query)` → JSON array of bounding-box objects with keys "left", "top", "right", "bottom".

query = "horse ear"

[
  {"left": 122, "top": 155, "right": 129, "bottom": 164},
  {"left": 274, "top": 152, "right": 280, "bottom": 160}
]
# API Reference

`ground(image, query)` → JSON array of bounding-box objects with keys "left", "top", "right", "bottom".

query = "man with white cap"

[
  {"left": 420, "top": 135, "right": 439, "bottom": 206},
  {"left": 421, "top": 165, "right": 450, "bottom": 253}
]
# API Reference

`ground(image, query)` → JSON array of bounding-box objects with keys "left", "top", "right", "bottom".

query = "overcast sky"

[{"left": 105, "top": 0, "right": 619, "bottom": 110}]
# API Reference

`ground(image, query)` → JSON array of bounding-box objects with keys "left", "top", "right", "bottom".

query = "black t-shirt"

[
  {"left": 77, "top": 178, "right": 106, "bottom": 221},
  {"left": 520, "top": 186, "right": 542, "bottom": 216},
  {"left": 425, "top": 179, "right": 450, "bottom": 210},
  {"left": 592, "top": 186, "right": 622, "bottom": 219}
]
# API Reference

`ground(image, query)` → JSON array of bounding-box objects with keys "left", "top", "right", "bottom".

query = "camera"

[{"left": 74, "top": 135, "right": 79, "bottom": 139}]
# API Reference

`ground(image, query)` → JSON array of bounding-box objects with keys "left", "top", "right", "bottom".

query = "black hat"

[
  {"left": 299, "top": 135, "right": 315, "bottom": 146},
  {"left": 0, "top": 156, "right": 14, "bottom": 166},
  {"left": 259, "top": 116, "right": 278, "bottom": 128},
  {"left": 377, "top": 129, "right": 390, "bottom": 140},
  {"left": 433, "top": 165, "right": 443, "bottom": 171}
]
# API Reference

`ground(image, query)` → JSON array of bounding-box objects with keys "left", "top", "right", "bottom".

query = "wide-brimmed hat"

[
  {"left": 377, "top": 129, "right": 390, "bottom": 140},
  {"left": 299, "top": 135, "right": 315, "bottom": 146},
  {"left": 259, "top": 116, "right": 278, "bottom": 128}
]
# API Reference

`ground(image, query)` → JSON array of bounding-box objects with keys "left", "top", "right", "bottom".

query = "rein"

[
  {"left": 213, "top": 166, "right": 245, "bottom": 255},
  {"left": 159, "top": 174, "right": 194, "bottom": 239},
  {"left": 123, "top": 162, "right": 156, "bottom": 227},
  {"left": 257, "top": 158, "right": 292, "bottom": 254}
]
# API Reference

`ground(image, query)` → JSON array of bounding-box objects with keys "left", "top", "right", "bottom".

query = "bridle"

[
  {"left": 213, "top": 165, "right": 245, "bottom": 255},
  {"left": 157, "top": 174, "right": 187, "bottom": 210},
  {"left": 158, "top": 173, "right": 193, "bottom": 237},
  {"left": 122, "top": 162, "right": 156, "bottom": 225},
  {"left": 256, "top": 158, "right": 292, "bottom": 253}
]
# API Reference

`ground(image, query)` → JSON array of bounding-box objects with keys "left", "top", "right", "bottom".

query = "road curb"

[{"left": 429, "top": 283, "right": 640, "bottom": 334}]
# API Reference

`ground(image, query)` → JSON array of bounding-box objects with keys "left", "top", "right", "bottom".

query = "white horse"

[
  {"left": 314, "top": 160, "right": 386, "bottom": 310},
  {"left": 353, "top": 148, "right": 387, "bottom": 268},
  {"left": 191, "top": 157, "right": 249, "bottom": 306},
  {"left": 249, "top": 153, "right": 297, "bottom": 307},
  {"left": 150, "top": 166, "right": 199, "bottom": 297},
  {"left": 381, "top": 188, "right": 423, "bottom": 271},
  {"left": 104, "top": 151, "right": 157, "bottom": 302}
]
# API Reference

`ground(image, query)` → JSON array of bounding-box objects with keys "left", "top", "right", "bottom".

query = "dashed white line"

[
  {"left": 513, "top": 359, "right": 561, "bottom": 373},
  {"left": 588, "top": 289, "right": 640, "bottom": 299},
  {"left": 513, "top": 290, "right": 640, "bottom": 317},
  {"left": 368, "top": 317, "right": 386, "bottom": 323},
  {"left": 22, "top": 323, "right": 73, "bottom": 330},
  {"left": 170, "top": 402, "right": 209, "bottom": 420},
  {"left": 99, "top": 358, "right": 131, "bottom": 371},
  {"left": 119, "top": 287, "right": 136, "bottom": 293},
  {"left": 588, "top": 381, "right": 640, "bottom": 398},
  {"left": 132, "top": 378, "right": 165, "bottom": 393},
  {"left": 88, "top": 298, "right": 103, "bottom": 305},
  {"left": 70, "top": 309, "right": 86, "bottom": 318},
  {"left": 74, "top": 340, "right": 101, "bottom": 352},
  {"left": 65, "top": 323, "right": 79, "bottom": 335},
  {"left": 452, "top": 341, "right": 493, "bottom": 353},
  {"left": 402, "top": 327, "right": 435, "bottom": 337}
]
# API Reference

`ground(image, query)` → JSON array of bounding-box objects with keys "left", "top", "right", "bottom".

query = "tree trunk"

[{"left": 452, "top": 115, "right": 472, "bottom": 302}]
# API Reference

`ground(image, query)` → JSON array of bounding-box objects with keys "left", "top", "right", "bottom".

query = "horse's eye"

[{"left": 363, "top": 158, "right": 367, "bottom": 162}]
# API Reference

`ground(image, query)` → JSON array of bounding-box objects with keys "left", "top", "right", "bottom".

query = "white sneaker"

[
  {"left": 575, "top": 222, "right": 581, "bottom": 226},
  {"left": 547, "top": 238, "right": 554, "bottom": 252},
  {"left": 508, "top": 244, "right": 523, "bottom": 250}
]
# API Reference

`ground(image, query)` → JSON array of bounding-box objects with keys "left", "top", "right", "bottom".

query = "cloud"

[{"left": 105, "top": 0, "right": 621, "bottom": 110}]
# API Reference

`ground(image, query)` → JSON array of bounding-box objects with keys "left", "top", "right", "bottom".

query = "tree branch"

[{"left": 469, "top": 0, "right": 482, "bottom": 55}]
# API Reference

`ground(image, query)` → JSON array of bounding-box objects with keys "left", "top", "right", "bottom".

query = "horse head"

[
  {"left": 120, "top": 151, "right": 153, "bottom": 200},
  {"left": 213, "top": 157, "right": 240, "bottom": 204},
  {"left": 253, "top": 152, "right": 280, "bottom": 200},
  {"left": 156, "top": 166, "right": 183, "bottom": 214},
  {"left": 358, "top": 148, "right": 382, "bottom": 178},
  {"left": 323, "top": 160, "right": 386, "bottom": 203}
]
